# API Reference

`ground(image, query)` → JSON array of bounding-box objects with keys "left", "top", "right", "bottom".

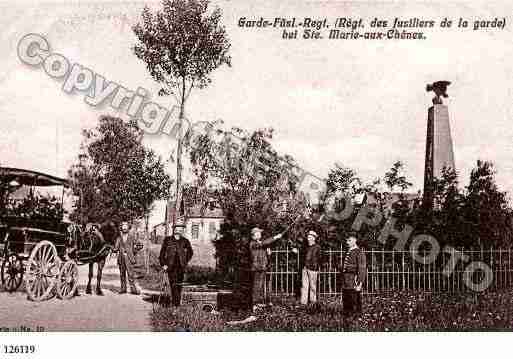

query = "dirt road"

[{"left": 0, "top": 256, "right": 152, "bottom": 331}]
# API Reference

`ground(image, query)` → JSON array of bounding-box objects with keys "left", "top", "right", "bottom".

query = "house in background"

[
  {"left": 185, "top": 203, "right": 223, "bottom": 268},
  {"left": 152, "top": 200, "right": 223, "bottom": 268},
  {"left": 151, "top": 200, "right": 181, "bottom": 243}
]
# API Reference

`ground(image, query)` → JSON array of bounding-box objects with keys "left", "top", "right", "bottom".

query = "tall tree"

[
  {"left": 187, "top": 124, "right": 308, "bottom": 228},
  {"left": 133, "top": 0, "right": 231, "bottom": 232},
  {"left": 384, "top": 161, "right": 413, "bottom": 193},
  {"left": 425, "top": 167, "right": 467, "bottom": 247},
  {"left": 463, "top": 160, "right": 512, "bottom": 247},
  {"left": 325, "top": 162, "right": 362, "bottom": 198},
  {"left": 68, "top": 116, "right": 172, "bottom": 225},
  {"left": 186, "top": 123, "right": 311, "bottom": 279}
]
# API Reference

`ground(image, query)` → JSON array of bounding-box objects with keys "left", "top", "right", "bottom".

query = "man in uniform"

[
  {"left": 159, "top": 221, "right": 193, "bottom": 307},
  {"left": 115, "top": 221, "right": 140, "bottom": 295},
  {"left": 249, "top": 227, "right": 282, "bottom": 311},
  {"left": 342, "top": 233, "right": 367, "bottom": 316}
]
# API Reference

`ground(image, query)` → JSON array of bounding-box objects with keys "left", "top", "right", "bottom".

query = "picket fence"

[{"left": 265, "top": 246, "right": 513, "bottom": 296}]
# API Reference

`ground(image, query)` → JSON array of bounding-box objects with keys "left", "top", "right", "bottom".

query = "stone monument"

[{"left": 423, "top": 81, "right": 456, "bottom": 211}]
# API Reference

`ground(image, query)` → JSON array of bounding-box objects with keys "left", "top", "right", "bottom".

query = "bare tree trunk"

[
  {"left": 172, "top": 77, "right": 187, "bottom": 231},
  {"left": 164, "top": 76, "right": 187, "bottom": 238}
]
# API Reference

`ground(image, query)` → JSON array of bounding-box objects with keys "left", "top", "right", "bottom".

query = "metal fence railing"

[{"left": 265, "top": 246, "right": 513, "bottom": 296}]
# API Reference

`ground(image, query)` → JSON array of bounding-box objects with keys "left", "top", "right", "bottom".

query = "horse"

[{"left": 69, "top": 221, "right": 118, "bottom": 295}]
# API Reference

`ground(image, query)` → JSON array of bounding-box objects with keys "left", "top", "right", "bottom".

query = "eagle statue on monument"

[{"left": 426, "top": 81, "right": 451, "bottom": 104}]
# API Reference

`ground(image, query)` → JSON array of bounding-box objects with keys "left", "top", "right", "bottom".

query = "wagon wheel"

[
  {"left": 25, "top": 240, "right": 60, "bottom": 301},
  {"left": 56, "top": 260, "right": 78, "bottom": 300},
  {"left": 1, "top": 254, "right": 24, "bottom": 292}
]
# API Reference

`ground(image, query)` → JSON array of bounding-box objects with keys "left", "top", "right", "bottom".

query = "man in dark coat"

[
  {"left": 159, "top": 221, "right": 193, "bottom": 307},
  {"left": 115, "top": 221, "right": 140, "bottom": 295},
  {"left": 342, "top": 234, "right": 367, "bottom": 316},
  {"left": 249, "top": 227, "right": 282, "bottom": 311}
]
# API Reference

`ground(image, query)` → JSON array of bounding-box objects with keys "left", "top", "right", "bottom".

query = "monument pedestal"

[{"left": 423, "top": 104, "right": 455, "bottom": 210}]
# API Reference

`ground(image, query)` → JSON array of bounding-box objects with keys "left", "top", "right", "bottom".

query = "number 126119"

[{"left": 3, "top": 345, "right": 36, "bottom": 354}]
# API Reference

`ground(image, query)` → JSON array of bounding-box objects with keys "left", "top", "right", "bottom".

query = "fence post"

[
  {"left": 401, "top": 250, "right": 405, "bottom": 291},
  {"left": 382, "top": 248, "right": 385, "bottom": 291},
  {"left": 392, "top": 250, "right": 395, "bottom": 291},
  {"left": 481, "top": 246, "right": 484, "bottom": 292},
  {"left": 451, "top": 247, "right": 455, "bottom": 292},
  {"left": 428, "top": 251, "right": 431, "bottom": 292},
  {"left": 327, "top": 247, "right": 332, "bottom": 295},
  {"left": 406, "top": 250, "right": 410, "bottom": 291},
  {"left": 436, "top": 252, "right": 445, "bottom": 292},
  {"left": 278, "top": 248, "right": 282, "bottom": 297},
  {"left": 508, "top": 247, "right": 511, "bottom": 287},
  {"left": 422, "top": 249, "right": 425, "bottom": 291},
  {"left": 292, "top": 249, "right": 300, "bottom": 295},
  {"left": 365, "top": 248, "right": 374, "bottom": 293},
  {"left": 285, "top": 245, "right": 290, "bottom": 295},
  {"left": 273, "top": 247, "right": 278, "bottom": 296},
  {"left": 491, "top": 247, "right": 495, "bottom": 290},
  {"left": 499, "top": 248, "right": 502, "bottom": 289},
  {"left": 340, "top": 242, "right": 344, "bottom": 298}
]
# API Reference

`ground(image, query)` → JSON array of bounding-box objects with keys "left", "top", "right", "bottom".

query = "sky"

[{"left": 1, "top": 0, "right": 513, "bottom": 225}]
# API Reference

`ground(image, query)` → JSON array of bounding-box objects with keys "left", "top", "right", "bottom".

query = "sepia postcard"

[{"left": 1, "top": 0, "right": 513, "bottom": 347}]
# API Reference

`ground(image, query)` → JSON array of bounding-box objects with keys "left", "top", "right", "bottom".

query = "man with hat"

[
  {"left": 299, "top": 229, "right": 322, "bottom": 306},
  {"left": 342, "top": 233, "right": 367, "bottom": 316},
  {"left": 159, "top": 220, "right": 193, "bottom": 307},
  {"left": 115, "top": 221, "right": 140, "bottom": 295},
  {"left": 249, "top": 227, "right": 283, "bottom": 311}
]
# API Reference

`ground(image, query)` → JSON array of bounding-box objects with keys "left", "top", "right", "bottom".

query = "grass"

[{"left": 150, "top": 290, "right": 513, "bottom": 332}]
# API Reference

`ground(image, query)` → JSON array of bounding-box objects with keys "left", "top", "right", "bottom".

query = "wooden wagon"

[{"left": 0, "top": 167, "right": 79, "bottom": 301}]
